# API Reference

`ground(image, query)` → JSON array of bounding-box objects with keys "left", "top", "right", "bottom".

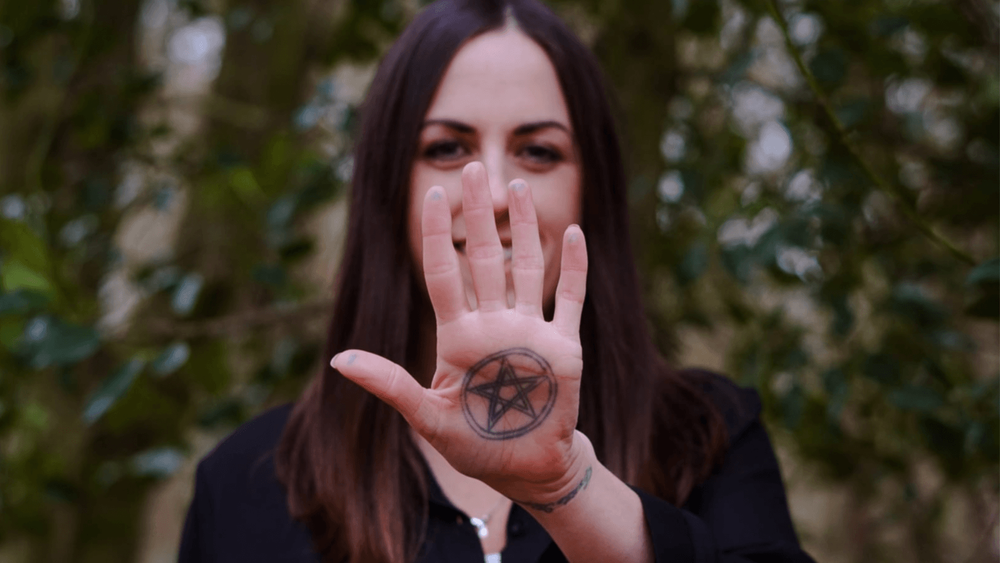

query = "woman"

[{"left": 180, "top": 1, "right": 816, "bottom": 562}]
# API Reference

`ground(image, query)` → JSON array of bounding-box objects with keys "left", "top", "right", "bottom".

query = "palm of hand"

[
  {"left": 427, "top": 311, "right": 583, "bottom": 482},
  {"left": 334, "top": 162, "right": 588, "bottom": 496}
]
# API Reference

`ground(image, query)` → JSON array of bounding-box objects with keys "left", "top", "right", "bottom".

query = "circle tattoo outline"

[{"left": 461, "top": 348, "right": 557, "bottom": 440}]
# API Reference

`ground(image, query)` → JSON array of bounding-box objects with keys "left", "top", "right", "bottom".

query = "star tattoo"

[
  {"left": 461, "top": 348, "right": 557, "bottom": 440},
  {"left": 467, "top": 357, "right": 544, "bottom": 431}
]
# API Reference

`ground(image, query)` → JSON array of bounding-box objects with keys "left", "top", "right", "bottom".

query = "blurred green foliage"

[{"left": 0, "top": 0, "right": 997, "bottom": 561}]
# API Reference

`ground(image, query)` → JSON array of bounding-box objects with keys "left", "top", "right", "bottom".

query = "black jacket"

[{"left": 179, "top": 372, "right": 816, "bottom": 562}]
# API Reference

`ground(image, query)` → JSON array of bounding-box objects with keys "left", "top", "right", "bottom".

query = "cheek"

[{"left": 535, "top": 190, "right": 582, "bottom": 245}]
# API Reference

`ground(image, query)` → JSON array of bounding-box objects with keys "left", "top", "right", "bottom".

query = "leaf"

[
  {"left": 0, "top": 219, "right": 52, "bottom": 278},
  {"left": 252, "top": 264, "right": 286, "bottom": 287},
  {"left": 808, "top": 48, "right": 848, "bottom": 88},
  {"left": 721, "top": 245, "right": 753, "bottom": 285},
  {"left": 46, "top": 323, "right": 101, "bottom": 366},
  {"left": 829, "top": 293, "right": 854, "bottom": 338},
  {"left": 135, "top": 264, "right": 181, "bottom": 293},
  {"left": 964, "top": 290, "right": 999, "bottom": 319},
  {"left": 153, "top": 185, "right": 176, "bottom": 211},
  {"left": 682, "top": 0, "right": 720, "bottom": 35},
  {"left": 197, "top": 397, "right": 244, "bottom": 429},
  {"left": 966, "top": 257, "right": 1000, "bottom": 286},
  {"left": 964, "top": 422, "right": 986, "bottom": 456},
  {"left": 889, "top": 283, "right": 948, "bottom": 328},
  {"left": 20, "top": 317, "right": 101, "bottom": 368},
  {"left": 0, "top": 288, "right": 50, "bottom": 314},
  {"left": 870, "top": 16, "right": 909, "bottom": 37},
  {"left": 171, "top": 273, "right": 204, "bottom": 316},
  {"left": 130, "top": 447, "right": 185, "bottom": 478},
  {"left": 929, "top": 330, "right": 975, "bottom": 351},
  {"left": 1, "top": 259, "right": 52, "bottom": 295},
  {"left": 43, "top": 479, "right": 79, "bottom": 504},
  {"left": 0, "top": 317, "right": 24, "bottom": 350},
  {"left": 719, "top": 51, "right": 755, "bottom": 85},
  {"left": 270, "top": 337, "right": 297, "bottom": 375},
  {"left": 918, "top": 417, "right": 965, "bottom": 476},
  {"left": 22, "top": 402, "right": 50, "bottom": 430},
  {"left": 151, "top": 341, "right": 190, "bottom": 376},
  {"left": 82, "top": 358, "right": 145, "bottom": 424},
  {"left": 266, "top": 195, "right": 297, "bottom": 230},
  {"left": 782, "top": 384, "right": 805, "bottom": 429},
  {"left": 888, "top": 385, "right": 944, "bottom": 412},
  {"left": 863, "top": 353, "right": 900, "bottom": 385},
  {"left": 229, "top": 167, "right": 263, "bottom": 203},
  {"left": 676, "top": 242, "right": 709, "bottom": 285},
  {"left": 826, "top": 383, "right": 849, "bottom": 426},
  {"left": 834, "top": 99, "right": 870, "bottom": 129},
  {"left": 277, "top": 238, "right": 314, "bottom": 261}
]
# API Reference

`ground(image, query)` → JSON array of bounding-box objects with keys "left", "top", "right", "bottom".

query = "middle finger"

[
  {"left": 461, "top": 162, "right": 507, "bottom": 311},
  {"left": 508, "top": 179, "right": 544, "bottom": 317}
]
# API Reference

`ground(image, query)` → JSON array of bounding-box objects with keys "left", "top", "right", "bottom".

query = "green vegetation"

[{"left": 0, "top": 0, "right": 996, "bottom": 561}]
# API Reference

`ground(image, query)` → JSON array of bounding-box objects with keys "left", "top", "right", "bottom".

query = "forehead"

[{"left": 424, "top": 28, "right": 571, "bottom": 126}]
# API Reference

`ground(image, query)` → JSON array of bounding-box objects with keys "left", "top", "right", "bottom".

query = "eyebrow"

[{"left": 421, "top": 119, "right": 571, "bottom": 136}]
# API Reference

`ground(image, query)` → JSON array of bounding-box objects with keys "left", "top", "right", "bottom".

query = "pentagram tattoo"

[{"left": 461, "top": 348, "right": 557, "bottom": 440}]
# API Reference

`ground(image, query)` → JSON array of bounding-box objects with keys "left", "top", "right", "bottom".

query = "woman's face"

[{"left": 408, "top": 28, "right": 582, "bottom": 312}]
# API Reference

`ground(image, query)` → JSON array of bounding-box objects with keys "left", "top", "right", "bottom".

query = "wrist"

[{"left": 507, "top": 431, "right": 598, "bottom": 512}]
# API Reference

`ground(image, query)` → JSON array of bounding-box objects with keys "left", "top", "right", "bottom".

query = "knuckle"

[
  {"left": 515, "top": 255, "right": 545, "bottom": 271},
  {"left": 465, "top": 244, "right": 503, "bottom": 261},
  {"left": 423, "top": 260, "right": 459, "bottom": 277},
  {"left": 557, "top": 286, "right": 585, "bottom": 304}
]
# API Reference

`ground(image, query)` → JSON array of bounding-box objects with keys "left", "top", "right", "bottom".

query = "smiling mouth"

[{"left": 454, "top": 242, "right": 514, "bottom": 261}]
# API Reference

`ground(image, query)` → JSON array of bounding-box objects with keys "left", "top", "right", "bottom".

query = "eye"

[
  {"left": 520, "top": 144, "right": 563, "bottom": 165},
  {"left": 422, "top": 140, "right": 466, "bottom": 161}
]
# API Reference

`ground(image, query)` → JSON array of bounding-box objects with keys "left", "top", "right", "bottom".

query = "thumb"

[{"left": 332, "top": 351, "right": 433, "bottom": 434}]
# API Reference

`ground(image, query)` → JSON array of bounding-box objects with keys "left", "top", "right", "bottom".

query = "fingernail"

[
  {"left": 568, "top": 232, "right": 578, "bottom": 243},
  {"left": 429, "top": 188, "right": 443, "bottom": 201},
  {"left": 347, "top": 353, "right": 357, "bottom": 366},
  {"left": 510, "top": 180, "right": 526, "bottom": 192},
  {"left": 331, "top": 353, "right": 340, "bottom": 367}
]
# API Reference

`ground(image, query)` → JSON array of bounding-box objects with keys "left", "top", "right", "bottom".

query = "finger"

[
  {"left": 422, "top": 186, "right": 469, "bottom": 323},
  {"left": 461, "top": 162, "right": 507, "bottom": 311},
  {"left": 332, "top": 351, "right": 435, "bottom": 435},
  {"left": 552, "top": 225, "right": 588, "bottom": 338},
  {"left": 508, "top": 179, "right": 544, "bottom": 317}
]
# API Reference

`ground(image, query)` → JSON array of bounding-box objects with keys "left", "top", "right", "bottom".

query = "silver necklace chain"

[
  {"left": 468, "top": 496, "right": 507, "bottom": 563},
  {"left": 468, "top": 496, "right": 506, "bottom": 539}
]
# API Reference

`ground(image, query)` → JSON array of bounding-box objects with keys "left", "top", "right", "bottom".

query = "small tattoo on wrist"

[{"left": 517, "top": 466, "right": 593, "bottom": 513}]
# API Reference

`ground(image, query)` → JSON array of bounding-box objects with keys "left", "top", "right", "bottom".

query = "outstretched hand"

[{"left": 332, "top": 162, "right": 591, "bottom": 503}]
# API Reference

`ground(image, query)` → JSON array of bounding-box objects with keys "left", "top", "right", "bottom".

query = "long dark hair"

[{"left": 276, "top": 1, "right": 727, "bottom": 562}]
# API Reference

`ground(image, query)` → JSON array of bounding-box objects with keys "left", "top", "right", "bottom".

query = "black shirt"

[{"left": 179, "top": 372, "right": 816, "bottom": 562}]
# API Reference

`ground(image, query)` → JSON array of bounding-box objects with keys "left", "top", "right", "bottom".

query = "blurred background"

[{"left": 0, "top": 0, "right": 997, "bottom": 561}]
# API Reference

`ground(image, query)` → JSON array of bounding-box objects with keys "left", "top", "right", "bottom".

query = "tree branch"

[{"left": 764, "top": 0, "right": 977, "bottom": 266}]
